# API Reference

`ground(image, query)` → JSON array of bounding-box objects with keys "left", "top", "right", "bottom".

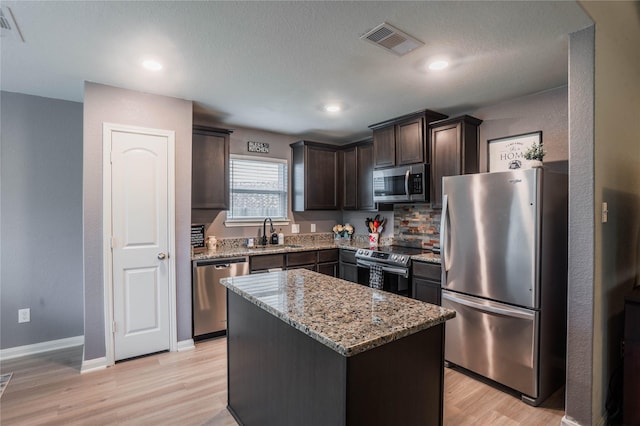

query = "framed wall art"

[{"left": 487, "top": 131, "right": 542, "bottom": 172}]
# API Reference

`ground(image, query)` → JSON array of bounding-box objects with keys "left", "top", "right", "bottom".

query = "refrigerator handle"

[
  {"left": 440, "top": 193, "right": 451, "bottom": 274},
  {"left": 442, "top": 291, "right": 535, "bottom": 320}
]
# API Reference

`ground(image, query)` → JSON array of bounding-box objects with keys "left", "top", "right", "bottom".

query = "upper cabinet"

[
  {"left": 429, "top": 115, "right": 483, "bottom": 208},
  {"left": 191, "top": 126, "right": 232, "bottom": 209},
  {"left": 370, "top": 109, "right": 448, "bottom": 169},
  {"left": 291, "top": 141, "right": 340, "bottom": 211},
  {"left": 341, "top": 140, "right": 375, "bottom": 211}
]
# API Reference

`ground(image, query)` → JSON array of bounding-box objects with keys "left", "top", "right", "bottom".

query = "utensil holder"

[{"left": 368, "top": 233, "right": 379, "bottom": 247}]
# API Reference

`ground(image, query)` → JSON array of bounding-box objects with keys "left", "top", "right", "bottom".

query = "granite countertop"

[
  {"left": 220, "top": 269, "right": 455, "bottom": 357},
  {"left": 192, "top": 241, "right": 371, "bottom": 261},
  {"left": 411, "top": 252, "right": 441, "bottom": 264},
  {"left": 193, "top": 241, "right": 442, "bottom": 264}
]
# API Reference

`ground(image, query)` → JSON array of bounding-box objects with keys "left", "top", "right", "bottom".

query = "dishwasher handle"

[{"left": 194, "top": 257, "right": 248, "bottom": 268}]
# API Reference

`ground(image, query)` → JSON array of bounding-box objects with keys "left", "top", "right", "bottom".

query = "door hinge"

[
  {"left": 112, "top": 321, "right": 117, "bottom": 333},
  {"left": 110, "top": 236, "right": 115, "bottom": 249},
  {"left": 110, "top": 151, "right": 113, "bottom": 164}
]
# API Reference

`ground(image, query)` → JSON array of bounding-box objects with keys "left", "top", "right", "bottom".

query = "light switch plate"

[
  {"left": 602, "top": 202, "right": 608, "bottom": 223},
  {"left": 310, "top": 224, "right": 316, "bottom": 232},
  {"left": 291, "top": 224, "right": 300, "bottom": 234}
]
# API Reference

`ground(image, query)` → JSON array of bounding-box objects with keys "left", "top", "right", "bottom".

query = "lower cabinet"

[
  {"left": 250, "top": 249, "right": 338, "bottom": 277},
  {"left": 339, "top": 249, "right": 358, "bottom": 283},
  {"left": 412, "top": 261, "right": 442, "bottom": 305},
  {"left": 250, "top": 254, "right": 285, "bottom": 273}
]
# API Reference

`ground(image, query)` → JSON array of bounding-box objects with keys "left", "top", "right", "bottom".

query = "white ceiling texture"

[{"left": 1, "top": 1, "right": 593, "bottom": 143}]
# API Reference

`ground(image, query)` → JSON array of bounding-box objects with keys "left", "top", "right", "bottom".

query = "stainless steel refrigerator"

[{"left": 440, "top": 168, "right": 567, "bottom": 406}]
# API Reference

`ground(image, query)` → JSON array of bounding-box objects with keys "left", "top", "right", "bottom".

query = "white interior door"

[{"left": 109, "top": 127, "right": 172, "bottom": 361}]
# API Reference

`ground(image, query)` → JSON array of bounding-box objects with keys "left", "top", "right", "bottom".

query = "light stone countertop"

[
  {"left": 220, "top": 269, "right": 455, "bottom": 357},
  {"left": 192, "top": 241, "right": 442, "bottom": 264}
]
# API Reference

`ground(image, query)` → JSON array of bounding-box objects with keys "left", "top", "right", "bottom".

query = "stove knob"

[
  {"left": 400, "top": 256, "right": 406, "bottom": 262},
  {"left": 357, "top": 249, "right": 362, "bottom": 254}
]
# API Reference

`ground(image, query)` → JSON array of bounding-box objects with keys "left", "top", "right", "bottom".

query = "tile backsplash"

[{"left": 394, "top": 204, "right": 441, "bottom": 250}]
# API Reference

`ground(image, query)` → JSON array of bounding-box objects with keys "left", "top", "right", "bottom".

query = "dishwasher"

[{"left": 192, "top": 257, "right": 249, "bottom": 340}]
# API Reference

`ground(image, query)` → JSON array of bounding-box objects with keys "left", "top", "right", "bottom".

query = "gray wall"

[
  {"left": 0, "top": 91, "right": 84, "bottom": 349},
  {"left": 83, "top": 83, "right": 193, "bottom": 361},
  {"left": 192, "top": 123, "right": 343, "bottom": 238}
]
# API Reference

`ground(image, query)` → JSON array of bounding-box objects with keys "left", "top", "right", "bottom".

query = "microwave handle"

[{"left": 404, "top": 169, "right": 410, "bottom": 197}]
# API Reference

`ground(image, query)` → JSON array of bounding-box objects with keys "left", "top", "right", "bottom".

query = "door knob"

[{"left": 158, "top": 252, "right": 167, "bottom": 260}]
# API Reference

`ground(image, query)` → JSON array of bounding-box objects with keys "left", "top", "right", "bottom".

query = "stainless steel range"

[{"left": 355, "top": 246, "right": 428, "bottom": 296}]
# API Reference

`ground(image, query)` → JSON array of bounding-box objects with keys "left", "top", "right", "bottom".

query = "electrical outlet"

[
  {"left": 18, "top": 308, "right": 30, "bottom": 323},
  {"left": 602, "top": 202, "right": 608, "bottom": 223},
  {"left": 310, "top": 224, "right": 316, "bottom": 232}
]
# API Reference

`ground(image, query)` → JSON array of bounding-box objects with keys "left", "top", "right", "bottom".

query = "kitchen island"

[{"left": 220, "top": 269, "right": 455, "bottom": 426}]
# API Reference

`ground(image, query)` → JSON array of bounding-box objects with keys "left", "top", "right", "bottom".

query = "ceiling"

[{"left": 0, "top": 1, "right": 592, "bottom": 143}]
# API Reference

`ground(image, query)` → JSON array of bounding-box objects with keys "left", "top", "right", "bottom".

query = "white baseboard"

[
  {"left": 0, "top": 335, "right": 84, "bottom": 361},
  {"left": 177, "top": 339, "right": 195, "bottom": 352},
  {"left": 80, "top": 356, "right": 109, "bottom": 374}
]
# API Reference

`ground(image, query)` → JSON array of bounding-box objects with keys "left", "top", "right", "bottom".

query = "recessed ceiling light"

[
  {"left": 428, "top": 60, "right": 449, "bottom": 71},
  {"left": 324, "top": 104, "right": 342, "bottom": 113},
  {"left": 142, "top": 60, "right": 163, "bottom": 71}
]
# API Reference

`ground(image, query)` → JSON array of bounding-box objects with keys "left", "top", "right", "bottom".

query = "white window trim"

[{"left": 224, "top": 154, "right": 289, "bottom": 228}]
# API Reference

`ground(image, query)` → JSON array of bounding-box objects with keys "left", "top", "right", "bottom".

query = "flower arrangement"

[
  {"left": 333, "top": 223, "right": 354, "bottom": 239},
  {"left": 523, "top": 143, "right": 546, "bottom": 161}
]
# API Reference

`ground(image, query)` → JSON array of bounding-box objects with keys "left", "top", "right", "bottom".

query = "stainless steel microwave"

[{"left": 373, "top": 164, "right": 428, "bottom": 203}]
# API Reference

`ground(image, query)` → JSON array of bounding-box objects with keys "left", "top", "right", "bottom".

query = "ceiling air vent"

[
  {"left": 0, "top": 6, "right": 25, "bottom": 42},
  {"left": 360, "top": 22, "right": 423, "bottom": 56}
]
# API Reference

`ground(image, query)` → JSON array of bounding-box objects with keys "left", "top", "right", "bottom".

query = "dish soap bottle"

[{"left": 278, "top": 229, "right": 284, "bottom": 245}]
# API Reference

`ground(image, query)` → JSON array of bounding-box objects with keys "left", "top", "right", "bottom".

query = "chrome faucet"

[{"left": 262, "top": 217, "right": 275, "bottom": 246}]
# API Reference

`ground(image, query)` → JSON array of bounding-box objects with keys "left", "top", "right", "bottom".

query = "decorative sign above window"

[{"left": 247, "top": 141, "right": 270, "bottom": 153}]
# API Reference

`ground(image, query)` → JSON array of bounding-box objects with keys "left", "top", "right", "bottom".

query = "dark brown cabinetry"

[
  {"left": 249, "top": 249, "right": 338, "bottom": 277},
  {"left": 370, "top": 109, "right": 447, "bottom": 169},
  {"left": 412, "top": 261, "right": 442, "bottom": 305},
  {"left": 291, "top": 141, "right": 340, "bottom": 211},
  {"left": 341, "top": 140, "right": 375, "bottom": 211},
  {"left": 429, "top": 115, "right": 482, "bottom": 208},
  {"left": 339, "top": 249, "right": 358, "bottom": 283},
  {"left": 250, "top": 254, "right": 285, "bottom": 273},
  {"left": 191, "top": 126, "right": 232, "bottom": 209},
  {"left": 317, "top": 249, "right": 339, "bottom": 277}
]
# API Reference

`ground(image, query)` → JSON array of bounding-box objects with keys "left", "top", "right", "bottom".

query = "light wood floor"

[{"left": 0, "top": 337, "right": 564, "bottom": 425}]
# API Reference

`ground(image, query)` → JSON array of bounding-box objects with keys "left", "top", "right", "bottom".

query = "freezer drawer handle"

[{"left": 442, "top": 292, "right": 535, "bottom": 320}]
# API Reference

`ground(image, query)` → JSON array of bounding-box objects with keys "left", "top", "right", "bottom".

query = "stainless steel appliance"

[
  {"left": 440, "top": 168, "right": 567, "bottom": 406},
  {"left": 355, "top": 246, "right": 427, "bottom": 296},
  {"left": 192, "top": 257, "right": 249, "bottom": 339},
  {"left": 373, "top": 164, "right": 427, "bottom": 203}
]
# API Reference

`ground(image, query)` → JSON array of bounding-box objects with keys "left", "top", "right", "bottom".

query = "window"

[{"left": 226, "top": 155, "right": 288, "bottom": 223}]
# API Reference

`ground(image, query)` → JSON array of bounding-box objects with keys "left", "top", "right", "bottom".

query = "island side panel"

[
  {"left": 346, "top": 324, "right": 445, "bottom": 426},
  {"left": 226, "top": 290, "right": 348, "bottom": 426}
]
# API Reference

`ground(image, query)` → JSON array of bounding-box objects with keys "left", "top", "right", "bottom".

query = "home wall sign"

[
  {"left": 487, "top": 131, "right": 542, "bottom": 172},
  {"left": 247, "top": 141, "right": 270, "bottom": 153}
]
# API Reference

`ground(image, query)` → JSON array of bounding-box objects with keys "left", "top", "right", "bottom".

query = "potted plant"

[{"left": 523, "top": 143, "right": 546, "bottom": 168}]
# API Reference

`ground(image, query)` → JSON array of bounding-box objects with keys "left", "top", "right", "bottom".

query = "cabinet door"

[
  {"left": 342, "top": 146, "right": 358, "bottom": 210},
  {"left": 430, "top": 123, "right": 461, "bottom": 208},
  {"left": 305, "top": 145, "right": 339, "bottom": 210},
  {"left": 192, "top": 131, "right": 229, "bottom": 209},
  {"left": 317, "top": 262, "right": 338, "bottom": 277},
  {"left": 413, "top": 278, "right": 441, "bottom": 305},
  {"left": 357, "top": 143, "right": 375, "bottom": 211},
  {"left": 340, "top": 262, "right": 358, "bottom": 283},
  {"left": 373, "top": 126, "right": 396, "bottom": 168},
  {"left": 396, "top": 116, "right": 425, "bottom": 166}
]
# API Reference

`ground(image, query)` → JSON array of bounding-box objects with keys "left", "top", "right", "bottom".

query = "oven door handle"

[{"left": 356, "top": 259, "right": 409, "bottom": 278}]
